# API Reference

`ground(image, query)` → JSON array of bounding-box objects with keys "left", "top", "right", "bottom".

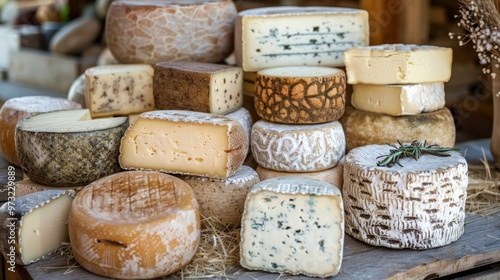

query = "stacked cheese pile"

[{"left": 341, "top": 44, "right": 456, "bottom": 151}]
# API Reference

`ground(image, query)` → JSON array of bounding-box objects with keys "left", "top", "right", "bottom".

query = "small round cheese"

[{"left": 69, "top": 171, "right": 200, "bottom": 279}]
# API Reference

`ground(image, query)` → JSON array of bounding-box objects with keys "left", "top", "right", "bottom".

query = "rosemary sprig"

[{"left": 376, "top": 140, "right": 460, "bottom": 168}]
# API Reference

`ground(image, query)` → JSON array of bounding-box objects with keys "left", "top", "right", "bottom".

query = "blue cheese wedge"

[{"left": 240, "top": 177, "right": 344, "bottom": 278}]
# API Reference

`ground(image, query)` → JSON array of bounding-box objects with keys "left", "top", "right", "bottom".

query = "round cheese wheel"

[
  {"left": 105, "top": 0, "right": 237, "bottom": 65},
  {"left": 339, "top": 105, "right": 456, "bottom": 152},
  {"left": 251, "top": 120, "right": 345, "bottom": 172},
  {"left": 49, "top": 16, "right": 102, "bottom": 55},
  {"left": 0, "top": 96, "right": 81, "bottom": 166},
  {"left": 69, "top": 171, "right": 200, "bottom": 279},
  {"left": 255, "top": 66, "right": 346, "bottom": 124},
  {"left": 343, "top": 144, "right": 468, "bottom": 249}
]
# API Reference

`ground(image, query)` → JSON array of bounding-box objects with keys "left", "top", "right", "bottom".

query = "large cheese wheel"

[
  {"left": 339, "top": 105, "right": 456, "bottom": 152},
  {"left": 343, "top": 144, "right": 468, "bottom": 249},
  {"left": 251, "top": 120, "right": 345, "bottom": 172},
  {"left": 0, "top": 96, "right": 81, "bottom": 166},
  {"left": 16, "top": 109, "right": 127, "bottom": 187},
  {"left": 105, "top": 0, "right": 237, "bottom": 65},
  {"left": 255, "top": 66, "right": 346, "bottom": 124},
  {"left": 69, "top": 171, "right": 200, "bottom": 279}
]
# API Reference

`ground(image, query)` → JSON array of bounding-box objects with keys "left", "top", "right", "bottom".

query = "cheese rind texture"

[
  {"left": 251, "top": 120, "right": 345, "bottom": 172},
  {"left": 119, "top": 110, "right": 248, "bottom": 179},
  {"left": 351, "top": 83, "right": 445, "bottom": 116},
  {"left": 255, "top": 66, "right": 346, "bottom": 124},
  {"left": 226, "top": 107, "right": 253, "bottom": 154},
  {"left": 153, "top": 61, "right": 243, "bottom": 114},
  {"left": 69, "top": 171, "right": 200, "bottom": 279},
  {"left": 339, "top": 105, "right": 456, "bottom": 152},
  {"left": 343, "top": 144, "right": 468, "bottom": 249},
  {"left": 235, "top": 6, "right": 369, "bottom": 71},
  {"left": 344, "top": 44, "right": 453, "bottom": 84},
  {"left": 14, "top": 179, "right": 84, "bottom": 199},
  {"left": 240, "top": 177, "right": 344, "bottom": 277},
  {"left": 179, "top": 165, "right": 260, "bottom": 228},
  {"left": 0, "top": 190, "right": 75, "bottom": 265},
  {"left": 106, "top": 0, "right": 236, "bottom": 65},
  {"left": 85, "top": 64, "right": 155, "bottom": 118}
]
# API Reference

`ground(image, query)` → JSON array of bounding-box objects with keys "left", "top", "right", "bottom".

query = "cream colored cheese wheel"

[
  {"left": 69, "top": 171, "right": 200, "bottom": 279},
  {"left": 105, "top": 0, "right": 237, "bottom": 65}
]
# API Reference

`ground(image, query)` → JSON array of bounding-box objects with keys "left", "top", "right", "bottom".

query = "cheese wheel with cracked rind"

[{"left": 69, "top": 171, "right": 200, "bottom": 279}]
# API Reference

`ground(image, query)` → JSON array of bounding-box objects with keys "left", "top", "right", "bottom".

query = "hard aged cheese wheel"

[
  {"left": 69, "top": 171, "right": 200, "bottom": 279},
  {"left": 255, "top": 66, "right": 346, "bottom": 124},
  {"left": 105, "top": 0, "right": 237, "bottom": 65},
  {"left": 343, "top": 144, "right": 468, "bottom": 249},
  {"left": 0, "top": 96, "right": 81, "bottom": 166},
  {"left": 14, "top": 179, "right": 85, "bottom": 199},
  {"left": 49, "top": 16, "right": 102, "bottom": 55},
  {"left": 339, "top": 105, "right": 456, "bottom": 152},
  {"left": 16, "top": 109, "right": 127, "bottom": 187}
]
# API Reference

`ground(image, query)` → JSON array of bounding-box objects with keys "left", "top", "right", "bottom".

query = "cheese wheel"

[
  {"left": 251, "top": 120, "right": 345, "bottom": 172},
  {"left": 119, "top": 110, "right": 248, "bottom": 179},
  {"left": 16, "top": 109, "right": 127, "bottom": 187},
  {"left": 69, "top": 171, "right": 200, "bottom": 279},
  {"left": 14, "top": 179, "right": 85, "bottom": 199},
  {"left": 344, "top": 44, "right": 453, "bottom": 84},
  {"left": 49, "top": 16, "right": 102, "bottom": 55},
  {"left": 255, "top": 66, "right": 346, "bottom": 124},
  {"left": 105, "top": 0, "right": 237, "bottom": 65},
  {"left": 0, "top": 96, "right": 81, "bottom": 166},
  {"left": 339, "top": 105, "right": 456, "bottom": 152},
  {"left": 343, "top": 144, "right": 468, "bottom": 249},
  {"left": 153, "top": 61, "right": 243, "bottom": 114},
  {"left": 179, "top": 165, "right": 259, "bottom": 228}
]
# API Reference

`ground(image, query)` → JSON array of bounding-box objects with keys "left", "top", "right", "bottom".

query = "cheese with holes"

[
  {"left": 69, "top": 171, "right": 200, "bottom": 279},
  {"left": 85, "top": 64, "right": 155, "bottom": 118},
  {"left": 251, "top": 120, "right": 345, "bottom": 172},
  {"left": 344, "top": 44, "right": 453, "bottom": 84},
  {"left": 16, "top": 109, "right": 127, "bottom": 187},
  {"left": 240, "top": 177, "right": 344, "bottom": 277},
  {"left": 106, "top": 0, "right": 237, "bottom": 65},
  {"left": 343, "top": 144, "right": 467, "bottom": 249},
  {"left": 119, "top": 110, "right": 248, "bottom": 179},
  {"left": 255, "top": 66, "right": 346, "bottom": 124},
  {"left": 179, "top": 165, "right": 259, "bottom": 228},
  {"left": 340, "top": 105, "right": 456, "bottom": 152},
  {"left": 14, "top": 179, "right": 84, "bottom": 199},
  {"left": 351, "top": 83, "right": 445, "bottom": 116},
  {"left": 0, "top": 190, "right": 75, "bottom": 265},
  {"left": 153, "top": 61, "right": 243, "bottom": 114},
  {"left": 0, "top": 96, "right": 81, "bottom": 166},
  {"left": 235, "top": 6, "right": 369, "bottom": 71}
]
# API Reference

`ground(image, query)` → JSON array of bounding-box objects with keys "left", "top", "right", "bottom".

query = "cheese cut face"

[
  {"left": 154, "top": 61, "right": 243, "bottom": 114},
  {"left": 85, "top": 64, "right": 155, "bottom": 118},
  {"left": 240, "top": 177, "right": 344, "bottom": 277},
  {"left": 339, "top": 105, "right": 456, "bottom": 152},
  {"left": 179, "top": 165, "right": 260, "bottom": 228},
  {"left": 344, "top": 44, "right": 453, "bottom": 84},
  {"left": 351, "top": 83, "right": 446, "bottom": 116},
  {"left": 0, "top": 190, "right": 75, "bottom": 265},
  {"left": 16, "top": 109, "right": 128, "bottom": 187},
  {"left": 119, "top": 110, "right": 248, "bottom": 179},
  {"left": 343, "top": 144, "right": 468, "bottom": 249},
  {"left": 0, "top": 96, "right": 81, "bottom": 166},
  {"left": 251, "top": 120, "right": 345, "bottom": 172},
  {"left": 14, "top": 179, "right": 84, "bottom": 198},
  {"left": 235, "top": 6, "right": 369, "bottom": 71},
  {"left": 255, "top": 66, "right": 346, "bottom": 124},
  {"left": 69, "top": 171, "right": 200, "bottom": 279}
]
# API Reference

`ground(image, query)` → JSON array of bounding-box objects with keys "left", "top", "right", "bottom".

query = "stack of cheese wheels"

[{"left": 341, "top": 44, "right": 455, "bottom": 151}]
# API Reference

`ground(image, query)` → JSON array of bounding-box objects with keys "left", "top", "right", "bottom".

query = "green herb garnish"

[{"left": 376, "top": 140, "right": 460, "bottom": 168}]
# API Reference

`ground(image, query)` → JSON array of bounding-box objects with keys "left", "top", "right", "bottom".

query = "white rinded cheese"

[
  {"left": 226, "top": 107, "right": 253, "bottom": 154},
  {"left": 251, "top": 120, "right": 345, "bottom": 172},
  {"left": 344, "top": 44, "right": 453, "bottom": 84},
  {"left": 69, "top": 171, "right": 200, "bottom": 279},
  {"left": 235, "top": 6, "right": 369, "bottom": 71},
  {"left": 343, "top": 144, "right": 468, "bottom": 249},
  {"left": 85, "top": 64, "right": 155, "bottom": 118},
  {"left": 0, "top": 190, "right": 75, "bottom": 265},
  {"left": 351, "top": 83, "right": 445, "bottom": 116},
  {"left": 14, "top": 179, "right": 84, "bottom": 199},
  {"left": 240, "top": 177, "right": 344, "bottom": 277}
]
